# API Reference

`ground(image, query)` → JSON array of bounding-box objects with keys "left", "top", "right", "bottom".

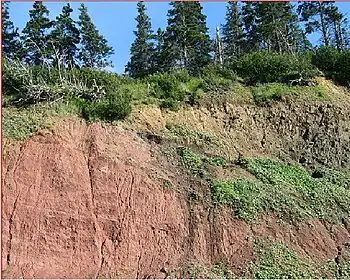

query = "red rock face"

[{"left": 2, "top": 121, "right": 350, "bottom": 278}]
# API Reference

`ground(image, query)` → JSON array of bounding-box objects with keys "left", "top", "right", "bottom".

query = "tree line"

[{"left": 2, "top": 1, "right": 349, "bottom": 78}]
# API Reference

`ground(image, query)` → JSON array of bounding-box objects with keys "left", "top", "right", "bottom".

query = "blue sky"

[{"left": 8, "top": 2, "right": 350, "bottom": 73}]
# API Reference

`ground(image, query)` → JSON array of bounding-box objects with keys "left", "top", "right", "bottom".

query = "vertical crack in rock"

[
  {"left": 136, "top": 255, "right": 142, "bottom": 279},
  {"left": 85, "top": 131, "right": 104, "bottom": 278},
  {"left": 7, "top": 194, "right": 20, "bottom": 266},
  {"left": 96, "top": 239, "right": 106, "bottom": 278}
]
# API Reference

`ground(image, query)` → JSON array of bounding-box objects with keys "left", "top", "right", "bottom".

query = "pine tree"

[
  {"left": 240, "top": 2, "right": 308, "bottom": 54},
  {"left": 50, "top": 3, "right": 80, "bottom": 68},
  {"left": 126, "top": 2, "right": 155, "bottom": 78},
  {"left": 257, "top": 2, "right": 304, "bottom": 54},
  {"left": 325, "top": 5, "right": 347, "bottom": 51},
  {"left": 78, "top": 4, "right": 114, "bottom": 68},
  {"left": 297, "top": 2, "right": 335, "bottom": 47},
  {"left": 240, "top": 2, "right": 261, "bottom": 53},
  {"left": 222, "top": 2, "right": 243, "bottom": 62},
  {"left": 2, "top": 2, "right": 23, "bottom": 60},
  {"left": 22, "top": 1, "right": 53, "bottom": 65},
  {"left": 163, "top": 1, "right": 211, "bottom": 75},
  {"left": 153, "top": 27, "right": 166, "bottom": 72}
]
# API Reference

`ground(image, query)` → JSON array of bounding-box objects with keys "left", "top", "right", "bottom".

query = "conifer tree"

[
  {"left": 240, "top": 2, "right": 261, "bottom": 53},
  {"left": 163, "top": 1, "right": 211, "bottom": 75},
  {"left": 257, "top": 2, "right": 304, "bottom": 54},
  {"left": 50, "top": 3, "right": 80, "bottom": 68},
  {"left": 297, "top": 2, "right": 334, "bottom": 47},
  {"left": 2, "top": 2, "right": 23, "bottom": 60},
  {"left": 22, "top": 1, "right": 53, "bottom": 65},
  {"left": 240, "top": 2, "right": 308, "bottom": 54},
  {"left": 153, "top": 27, "right": 166, "bottom": 72},
  {"left": 221, "top": 2, "right": 243, "bottom": 62},
  {"left": 78, "top": 4, "right": 114, "bottom": 68},
  {"left": 325, "top": 5, "right": 347, "bottom": 51},
  {"left": 126, "top": 2, "right": 155, "bottom": 78}
]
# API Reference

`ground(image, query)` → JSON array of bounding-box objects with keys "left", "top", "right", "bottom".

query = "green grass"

[
  {"left": 2, "top": 99, "right": 84, "bottom": 140},
  {"left": 211, "top": 158, "right": 350, "bottom": 223},
  {"left": 3, "top": 107, "right": 52, "bottom": 140},
  {"left": 251, "top": 83, "right": 329, "bottom": 105},
  {"left": 166, "top": 123, "right": 218, "bottom": 147}
]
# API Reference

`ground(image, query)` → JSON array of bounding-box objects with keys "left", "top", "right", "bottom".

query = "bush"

[
  {"left": 70, "top": 67, "right": 122, "bottom": 92},
  {"left": 2, "top": 61, "right": 113, "bottom": 105},
  {"left": 235, "top": 51, "right": 317, "bottom": 84},
  {"left": 311, "top": 46, "right": 341, "bottom": 73},
  {"left": 312, "top": 47, "right": 350, "bottom": 86},
  {"left": 83, "top": 91, "right": 132, "bottom": 122},
  {"left": 144, "top": 70, "right": 205, "bottom": 108},
  {"left": 200, "top": 65, "right": 237, "bottom": 92}
]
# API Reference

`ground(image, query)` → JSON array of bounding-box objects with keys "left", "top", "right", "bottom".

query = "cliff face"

[{"left": 2, "top": 100, "right": 350, "bottom": 278}]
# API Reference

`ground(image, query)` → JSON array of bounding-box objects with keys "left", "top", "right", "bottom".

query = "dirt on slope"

[{"left": 2, "top": 95, "right": 350, "bottom": 278}]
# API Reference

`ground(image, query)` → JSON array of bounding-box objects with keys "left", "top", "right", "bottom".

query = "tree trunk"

[{"left": 319, "top": 2, "right": 330, "bottom": 46}]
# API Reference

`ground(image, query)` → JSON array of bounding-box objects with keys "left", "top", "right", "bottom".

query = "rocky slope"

[{"left": 2, "top": 91, "right": 350, "bottom": 278}]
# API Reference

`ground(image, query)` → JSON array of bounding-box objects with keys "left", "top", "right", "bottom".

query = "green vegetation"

[
  {"left": 177, "top": 147, "right": 230, "bottom": 178},
  {"left": 166, "top": 123, "right": 218, "bottom": 147},
  {"left": 82, "top": 91, "right": 132, "bottom": 122},
  {"left": 312, "top": 168, "right": 350, "bottom": 189},
  {"left": 211, "top": 158, "right": 350, "bottom": 223},
  {"left": 178, "top": 148, "right": 204, "bottom": 177},
  {"left": 235, "top": 52, "right": 319, "bottom": 85},
  {"left": 248, "top": 238, "right": 316, "bottom": 279},
  {"left": 2, "top": 99, "right": 84, "bottom": 140},
  {"left": 248, "top": 238, "right": 350, "bottom": 279},
  {"left": 251, "top": 83, "right": 328, "bottom": 105},
  {"left": 312, "top": 46, "right": 350, "bottom": 86},
  {"left": 2, "top": 107, "right": 52, "bottom": 140},
  {"left": 177, "top": 239, "right": 349, "bottom": 279}
]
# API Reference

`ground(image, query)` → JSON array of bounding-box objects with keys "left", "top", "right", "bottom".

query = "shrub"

[
  {"left": 311, "top": 47, "right": 350, "bottom": 86},
  {"left": 83, "top": 91, "right": 132, "bottom": 122},
  {"left": 311, "top": 46, "right": 341, "bottom": 73},
  {"left": 335, "top": 51, "right": 350, "bottom": 86},
  {"left": 235, "top": 51, "right": 317, "bottom": 84},
  {"left": 145, "top": 70, "right": 205, "bottom": 108},
  {"left": 2, "top": 61, "right": 111, "bottom": 105},
  {"left": 200, "top": 65, "right": 237, "bottom": 92},
  {"left": 70, "top": 67, "right": 122, "bottom": 92}
]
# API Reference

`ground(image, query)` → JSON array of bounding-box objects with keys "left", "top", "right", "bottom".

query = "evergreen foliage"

[
  {"left": 21, "top": 1, "right": 53, "bottom": 65},
  {"left": 2, "top": 2, "right": 23, "bottom": 60},
  {"left": 50, "top": 3, "right": 80, "bottom": 68},
  {"left": 221, "top": 2, "right": 243, "bottom": 62},
  {"left": 77, "top": 4, "right": 114, "bottom": 68},
  {"left": 162, "top": 1, "right": 211, "bottom": 75},
  {"left": 126, "top": 2, "right": 155, "bottom": 78}
]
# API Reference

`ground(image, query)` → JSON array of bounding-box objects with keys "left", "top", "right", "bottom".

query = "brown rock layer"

[{"left": 2, "top": 115, "right": 350, "bottom": 278}]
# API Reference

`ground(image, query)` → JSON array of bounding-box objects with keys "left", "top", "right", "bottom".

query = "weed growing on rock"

[
  {"left": 212, "top": 158, "right": 350, "bottom": 223},
  {"left": 178, "top": 147, "right": 204, "bottom": 177},
  {"left": 247, "top": 238, "right": 316, "bottom": 279},
  {"left": 166, "top": 123, "right": 218, "bottom": 147}
]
